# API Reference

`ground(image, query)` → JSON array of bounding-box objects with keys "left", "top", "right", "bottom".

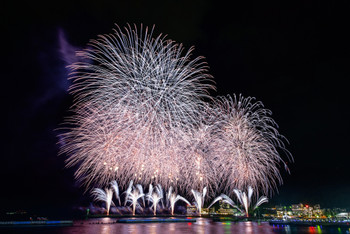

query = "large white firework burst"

[{"left": 59, "top": 24, "right": 215, "bottom": 191}]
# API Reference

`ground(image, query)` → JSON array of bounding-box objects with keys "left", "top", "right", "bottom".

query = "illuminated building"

[
  {"left": 291, "top": 203, "right": 304, "bottom": 217},
  {"left": 186, "top": 205, "right": 197, "bottom": 215},
  {"left": 201, "top": 207, "right": 215, "bottom": 215}
]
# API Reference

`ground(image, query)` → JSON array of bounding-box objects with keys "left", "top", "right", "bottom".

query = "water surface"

[{"left": 1, "top": 218, "right": 350, "bottom": 234}]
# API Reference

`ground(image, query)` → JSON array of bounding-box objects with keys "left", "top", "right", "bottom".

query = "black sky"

[{"left": 2, "top": 0, "right": 350, "bottom": 216}]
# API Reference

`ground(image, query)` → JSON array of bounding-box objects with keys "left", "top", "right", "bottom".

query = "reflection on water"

[
  {"left": 2, "top": 218, "right": 350, "bottom": 234},
  {"left": 245, "top": 221, "right": 253, "bottom": 233},
  {"left": 148, "top": 224, "right": 157, "bottom": 234}
]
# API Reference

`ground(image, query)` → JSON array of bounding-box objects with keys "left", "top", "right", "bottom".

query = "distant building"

[
  {"left": 216, "top": 200, "right": 240, "bottom": 215},
  {"left": 304, "top": 205, "right": 313, "bottom": 217},
  {"left": 201, "top": 207, "right": 215, "bottom": 215},
  {"left": 261, "top": 203, "right": 350, "bottom": 220},
  {"left": 291, "top": 203, "right": 304, "bottom": 217},
  {"left": 219, "top": 200, "right": 231, "bottom": 209},
  {"left": 275, "top": 205, "right": 285, "bottom": 218},
  {"left": 313, "top": 204, "right": 323, "bottom": 218},
  {"left": 262, "top": 207, "right": 276, "bottom": 218},
  {"left": 217, "top": 208, "right": 236, "bottom": 215},
  {"left": 186, "top": 205, "right": 197, "bottom": 215}
]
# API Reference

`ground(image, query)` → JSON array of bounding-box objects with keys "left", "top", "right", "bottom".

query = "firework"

[
  {"left": 208, "top": 194, "right": 242, "bottom": 213},
  {"left": 110, "top": 180, "right": 121, "bottom": 206},
  {"left": 91, "top": 187, "right": 114, "bottom": 215},
  {"left": 124, "top": 181, "right": 145, "bottom": 215},
  {"left": 59, "top": 24, "right": 291, "bottom": 199},
  {"left": 167, "top": 187, "right": 191, "bottom": 215},
  {"left": 146, "top": 184, "right": 163, "bottom": 215},
  {"left": 233, "top": 186, "right": 268, "bottom": 217},
  {"left": 208, "top": 186, "right": 268, "bottom": 217},
  {"left": 191, "top": 187, "right": 207, "bottom": 215},
  {"left": 59, "top": 24, "right": 215, "bottom": 190},
  {"left": 212, "top": 94, "right": 291, "bottom": 196}
]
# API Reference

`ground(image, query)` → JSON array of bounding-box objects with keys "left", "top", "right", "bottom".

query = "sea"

[{"left": 1, "top": 218, "right": 350, "bottom": 234}]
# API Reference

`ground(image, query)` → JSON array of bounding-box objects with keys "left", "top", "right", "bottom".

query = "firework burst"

[
  {"left": 212, "top": 94, "right": 291, "bottom": 196},
  {"left": 59, "top": 24, "right": 291, "bottom": 198},
  {"left": 59, "top": 24, "right": 215, "bottom": 191}
]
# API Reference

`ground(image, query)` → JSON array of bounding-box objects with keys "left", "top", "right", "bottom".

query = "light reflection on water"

[
  {"left": 2, "top": 218, "right": 350, "bottom": 234},
  {"left": 72, "top": 219, "right": 279, "bottom": 234}
]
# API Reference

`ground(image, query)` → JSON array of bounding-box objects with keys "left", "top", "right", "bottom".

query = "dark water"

[{"left": 1, "top": 218, "right": 350, "bottom": 234}]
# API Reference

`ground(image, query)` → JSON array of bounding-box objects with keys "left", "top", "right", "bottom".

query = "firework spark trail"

[
  {"left": 110, "top": 180, "right": 121, "bottom": 206},
  {"left": 59, "top": 24, "right": 291, "bottom": 199}
]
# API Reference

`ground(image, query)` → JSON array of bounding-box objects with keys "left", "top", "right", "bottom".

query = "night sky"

[{"left": 2, "top": 0, "right": 349, "bottom": 216}]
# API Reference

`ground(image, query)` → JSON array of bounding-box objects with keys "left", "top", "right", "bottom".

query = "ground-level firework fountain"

[
  {"left": 167, "top": 187, "right": 191, "bottom": 215},
  {"left": 124, "top": 182, "right": 145, "bottom": 216},
  {"left": 59, "top": 24, "right": 292, "bottom": 211},
  {"left": 191, "top": 187, "right": 207, "bottom": 216},
  {"left": 208, "top": 186, "right": 268, "bottom": 217},
  {"left": 146, "top": 184, "right": 163, "bottom": 215},
  {"left": 91, "top": 188, "right": 114, "bottom": 216},
  {"left": 88, "top": 181, "right": 269, "bottom": 217}
]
